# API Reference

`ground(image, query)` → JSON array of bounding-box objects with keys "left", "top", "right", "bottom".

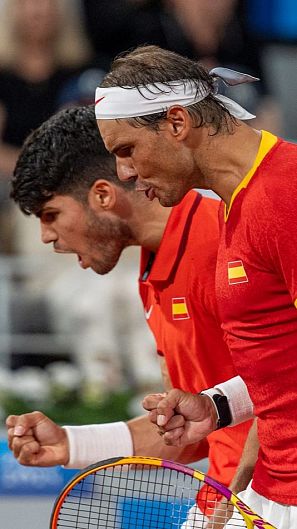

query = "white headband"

[{"left": 95, "top": 68, "right": 258, "bottom": 121}]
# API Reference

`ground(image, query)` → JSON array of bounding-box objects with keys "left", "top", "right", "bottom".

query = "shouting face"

[{"left": 38, "top": 194, "right": 134, "bottom": 275}]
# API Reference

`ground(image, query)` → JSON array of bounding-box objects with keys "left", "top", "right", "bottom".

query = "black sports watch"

[
  {"left": 200, "top": 390, "right": 232, "bottom": 429},
  {"left": 211, "top": 393, "right": 232, "bottom": 429}
]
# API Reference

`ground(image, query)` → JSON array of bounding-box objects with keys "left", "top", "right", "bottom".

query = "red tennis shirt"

[
  {"left": 139, "top": 190, "right": 251, "bottom": 503},
  {"left": 216, "top": 130, "right": 297, "bottom": 504}
]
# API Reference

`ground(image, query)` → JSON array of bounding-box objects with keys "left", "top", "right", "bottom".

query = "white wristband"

[
  {"left": 63, "top": 422, "right": 133, "bottom": 469},
  {"left": 215, "top": 376, "right": 254, "bottom": 425}
]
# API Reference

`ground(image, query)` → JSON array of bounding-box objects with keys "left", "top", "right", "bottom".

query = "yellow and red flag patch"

[
  {"left": 172, "top": 297, "right": 190, "bottom": 320},
  {"left": 228, "top": 260, "right": 248, "bottom": 285}
]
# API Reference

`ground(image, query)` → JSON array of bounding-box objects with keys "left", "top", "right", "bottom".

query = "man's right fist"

[
  {"left": 6, "top": 411, "right": 69, "bottom": 467},
  {"left": 142, "top": 388, "right": 218, "bottom": 446}
]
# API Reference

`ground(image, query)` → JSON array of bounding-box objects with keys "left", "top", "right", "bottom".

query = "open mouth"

[
  {"left": 78, "top": 255, "right": 83, "bottom": 266},
  {"left": 78, "top": 255, "right": 89, "bottom": 269},
  {"left": 54, "top": 246, "right": 74, "bottom": 254}
]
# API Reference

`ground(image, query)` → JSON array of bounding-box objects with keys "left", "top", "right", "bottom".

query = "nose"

[
  {"left": 40, "top": 222, "right": 57, "bottom": 244},
  {"left": 116, "top": 157, "right": 138, "bottom": 182}
]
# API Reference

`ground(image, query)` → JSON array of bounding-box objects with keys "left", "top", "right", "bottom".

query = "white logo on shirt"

[{"left": 144, "top": 305, "right": 153, "bottom": 320}]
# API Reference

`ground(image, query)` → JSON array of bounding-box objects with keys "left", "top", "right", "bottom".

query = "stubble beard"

[
  {"left": 157, "top": 184, "right": 189, "bottom": 208},
  {"left": 86, "top": 212, "right": 134, "bottom": 275}
]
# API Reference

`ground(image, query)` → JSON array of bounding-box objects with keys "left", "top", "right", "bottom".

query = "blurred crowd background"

[{"left": 0, "top": 0, "right": 297, "bottom": 427}]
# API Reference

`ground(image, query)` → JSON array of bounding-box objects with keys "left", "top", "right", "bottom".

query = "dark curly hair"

[
  {"left": 11, "top": 105, "right": 133, "bottom": 216},
  {"left": 101, "top": 45, "right": 236, "bottom": 133}
]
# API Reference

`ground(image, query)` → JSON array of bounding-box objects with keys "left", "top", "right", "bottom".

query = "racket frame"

[{"left": 50, "top": 455, "right": 277, "bottom": 529}]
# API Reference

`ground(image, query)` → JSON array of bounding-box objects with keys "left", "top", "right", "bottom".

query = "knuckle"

[
  {"left": 176, "top": 415, "right": 185, "bottom": 427},
  {"left": 22, "top": 443, "right": 32, "bottom": 455},
  {"left": 30, "top": 410, "right": 45, "bottom": 423},
  {"left": 12, "top": 437, "right": 22, "bottom": 450},
  {"left": 18, "top": 454, "right": 32, "bottom": 466},
  {"left": 32, "top": 410, "right": 43, "bottom": 417},
  {"left": 149, "top": 410, "right": 157, "bottom": 421},
  {"left": 6, "top": 414, "right": 18, "bottom": 428}
]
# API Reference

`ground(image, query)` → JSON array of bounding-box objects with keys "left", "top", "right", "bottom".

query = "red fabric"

[
  {"left": 139, "top": 191, "right": 251, "bottom": 509},
  {"left": 216, "top": 138, "right": 297, "bottom": 504}
]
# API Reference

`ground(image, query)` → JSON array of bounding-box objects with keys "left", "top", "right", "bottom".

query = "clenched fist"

[
  {"left": 142, "top": 388, "right": 218, "bottom": 446},
  {"left": 6, "top": 411, "right": 69, "bottom": 467}
]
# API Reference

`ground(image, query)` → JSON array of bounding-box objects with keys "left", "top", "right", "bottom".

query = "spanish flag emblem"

[
  {"left": 228, "top": 260, "right": 248, "bottom": 285},
  {"left": 172, "top": 297, "right": 190, "bottom": 320}
]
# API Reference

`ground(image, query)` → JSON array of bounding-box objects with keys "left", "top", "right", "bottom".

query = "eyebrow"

[
  {"left": 111, "top": 143, "right": 131, "bottom": 155},
  {"left": 105, "top": 134, "right": 131, "bottom": 155},
  {"left": 108, "top": 143, "right": 121, "bottom": 155},
  {"left": 36, "top": 205, "right": 57, "bottom": 218}
]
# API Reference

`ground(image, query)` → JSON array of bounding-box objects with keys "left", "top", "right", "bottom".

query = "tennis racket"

[{"left": 50, "top": 455, "right": 277, "bottom": 529}]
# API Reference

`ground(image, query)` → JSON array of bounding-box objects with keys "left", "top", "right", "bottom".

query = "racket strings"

[
  {"left": 184, "top": 488, "right": 246, "bottom": 528},
  {"left": 55, "top": 463, "right": 248, "bottom": 528}
]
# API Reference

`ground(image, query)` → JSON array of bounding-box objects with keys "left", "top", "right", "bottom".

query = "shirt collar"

[
  {"left": 143, "top": 190, "right": 202, "bottom": 282},
  {"left": 225, "top": 130, "right": 278, "bottom": 221}
]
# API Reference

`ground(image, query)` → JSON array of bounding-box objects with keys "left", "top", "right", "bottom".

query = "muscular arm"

[
  {"left": 6, "top": 410, "right": 207, "bottom": 468},
  {"left": 229, "top": 419, "right": 258, "bottom": 494},
  {"left": 205, "top": 419, "right": 258, "bottom": 528},
  {"left": 129, "top": 357, "right": 208, "bottom": 463},
  {"left": 6, "top": 360, "right": 208, "bottom": 468},
  {"left": 127, "top": 414, "right": 208, "bottom": 464},
  {"left": 159, "top": 355, "right": 172, "bottom": 393},
  {"left": 142, "top": 376, "right": 254, "bottom": 447}
]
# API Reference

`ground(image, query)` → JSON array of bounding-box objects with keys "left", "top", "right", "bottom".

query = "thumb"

[
  {"left": 6, "top": 411, "right": 47, "bottom": 437},
  {"left": 156, "top": 389, "right": 185, "bottom": 427}
]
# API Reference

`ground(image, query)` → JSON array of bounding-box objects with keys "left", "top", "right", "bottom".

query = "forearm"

[
  {"left": 229, "top": 419, "right": 259, "bottom": 494},
  {"left": 128, "top": 415, "right": 207, "bottom": 464},
  {"left": 64, "top": 415, "right": 206, "bottom": 469}
]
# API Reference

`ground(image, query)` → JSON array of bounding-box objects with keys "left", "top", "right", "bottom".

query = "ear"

[
  {"left": 88, "top": 180, "right": 117, "bottom": 211},
  {"left": 165, "top": 106, "right": 191, "bottom": 141}
]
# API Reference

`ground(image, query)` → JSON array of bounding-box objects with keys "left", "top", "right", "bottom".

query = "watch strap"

[{"left": 200, "top": 389, "right": 232, "bottom": 429}]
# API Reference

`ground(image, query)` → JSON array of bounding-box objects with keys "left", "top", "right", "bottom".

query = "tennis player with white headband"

[{"left": 97, "top": 45, "right": 297, "bottom": 528}]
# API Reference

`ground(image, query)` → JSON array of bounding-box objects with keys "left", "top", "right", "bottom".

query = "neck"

[
  {"left": 128, "top": 192, "right": 172, "bottom": 252},
  {"left": 193, "top": 122, "right": 262, "bottom": 207}
]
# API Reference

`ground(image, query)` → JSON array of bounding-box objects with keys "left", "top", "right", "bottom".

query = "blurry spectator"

[
  {"left": 82, "top": 0, "right": 281, "bottom": 138},
  {"left": 81, "top": 0, "right": 196, "bottom": 66},
  {"left": 167, "top": 0, "right": 237, "bottom": 67},
  {"left": 0, "top": 0, "right": 92, "bottom": 175},
  {"left": 82, "top": 1, "right": 260, "bottom": 75},
  {"left": 246, "top": 0, "right": 297, "bottom": 140},
  {"left": 168, "top": 0, "right": 282, "bottom": 135},
  {"left": 0, "top": 0, "right": 93, "bottom": 252}
]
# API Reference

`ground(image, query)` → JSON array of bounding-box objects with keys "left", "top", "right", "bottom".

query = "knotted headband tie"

[{"left": 95, "top": 67, "right": 259, "bottom": 121}]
